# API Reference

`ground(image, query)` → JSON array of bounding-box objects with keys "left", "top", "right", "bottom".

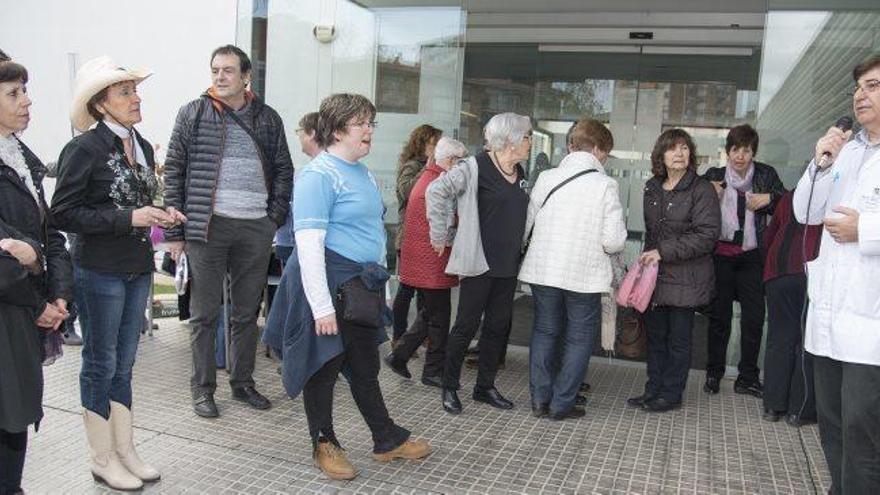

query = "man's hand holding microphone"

[{"left": 814, "top": 117, "right": 859, "bottom": 243}]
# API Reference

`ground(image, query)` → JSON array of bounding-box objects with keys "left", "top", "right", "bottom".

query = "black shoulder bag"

[{"left": 336, "top": 277, "right": 384, "bottom": 328}]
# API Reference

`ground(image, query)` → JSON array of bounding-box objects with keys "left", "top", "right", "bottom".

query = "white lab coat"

[{"left": 793, "top": 131, "right": 880, "bottom": 366}]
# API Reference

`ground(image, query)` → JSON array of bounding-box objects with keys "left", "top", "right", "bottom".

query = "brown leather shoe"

[
  {"left": 314, "top": 442, "right": 357, "bottom": 480},
  {"left": 372, "top": 439, "right": 432, "bottom": 463}
]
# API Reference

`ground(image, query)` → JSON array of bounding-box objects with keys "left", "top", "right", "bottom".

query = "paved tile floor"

[{"left": 24, "top": 319, "right": 830, "bottom": 494}]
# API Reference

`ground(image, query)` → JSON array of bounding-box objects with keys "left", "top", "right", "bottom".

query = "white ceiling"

[
  {"left": 360, "top": 1, "right": 769, "bottom": 47},
  {"left": 360, "top": 0, "right": 771, "bottom": 13},
  {"left": 360, "top": 0, "right": 880, "bottom": 11}
]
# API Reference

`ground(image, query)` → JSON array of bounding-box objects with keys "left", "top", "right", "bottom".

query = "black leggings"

[{"left": 0, "top": 429, "right": 27, "bottom": 495}]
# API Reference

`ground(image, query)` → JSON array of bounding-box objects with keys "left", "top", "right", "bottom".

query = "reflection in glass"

[{"left": 757, "top": 10, "right": 880, "bottom": 186}]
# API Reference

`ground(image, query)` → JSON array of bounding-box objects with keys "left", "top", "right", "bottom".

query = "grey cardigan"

[{"left": 425, "top": 156, "right": 489, "bottom": 277}]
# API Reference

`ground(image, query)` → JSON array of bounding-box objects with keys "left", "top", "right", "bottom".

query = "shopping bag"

[{"left": 615, "top": 261, "right": 658, "bottom": 313}]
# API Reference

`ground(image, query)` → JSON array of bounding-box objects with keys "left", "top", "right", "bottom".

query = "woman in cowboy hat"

[{"left": 51, "top": 55, "right": 185, "bottom": 491}]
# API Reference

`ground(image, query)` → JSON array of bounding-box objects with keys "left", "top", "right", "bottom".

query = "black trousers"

[
  {"left": 762, "top": 275, "right": 815, "bottom": 418},
  {"left": 814, "top": 356, "right": 880, "bottom": 494},
  {"left": 302, "top": 318, "right": 410, "bottom": 454},
  {"left": 187, "top": 215, "right": 275, "bottom": 396},
  {"left": 391, "top": 288, "right": 451, "bottom": 379},
  {"left": 0, "top": 429, "right": 26, "bottom": 495},
  {"left": 706, "top": 250, "right": 765, "bottom": 382},
  {"left": 391, "top": 282, "right": 419, "bottom": 341},
  {"left": 443, "top": 275, "right": 517, "bottom": 391},
  {"left": 644, "top": 306, "right": 694, "bottom": 403}
]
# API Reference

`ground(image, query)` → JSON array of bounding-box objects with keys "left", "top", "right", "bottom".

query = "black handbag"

[{"left": 336, "top": 277, "right": 384, "bottom": 328}]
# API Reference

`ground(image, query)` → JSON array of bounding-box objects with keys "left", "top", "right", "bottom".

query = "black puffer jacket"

[
  {"left": 643, "top": 169, "right": 721, "bottom": 308},
  {"left": 163, "top": 92, "right": 293, "bottom": 242},
  {"left": 702, "top": 161, "right": 784, "bottom": 247}
]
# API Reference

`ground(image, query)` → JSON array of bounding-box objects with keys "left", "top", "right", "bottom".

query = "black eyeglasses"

[{"left": 347, "top": 121, "right": 378, "bottom": 130}]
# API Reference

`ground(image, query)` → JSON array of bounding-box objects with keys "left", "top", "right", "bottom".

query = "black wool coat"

[{"left": 0, "top": 139, "right": 73, "bottom": 433}]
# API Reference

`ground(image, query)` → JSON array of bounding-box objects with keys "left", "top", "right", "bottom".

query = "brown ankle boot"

[
  {"left": 373, "top": 438, "right": 432, "bottom": 462},
  {"left": 314, "top": 442, "right": 357, "bottom": 480}
]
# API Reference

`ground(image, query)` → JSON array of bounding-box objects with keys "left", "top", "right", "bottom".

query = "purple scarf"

[{"left": 721, "top": 162, "right": 757, "bottom": 251}]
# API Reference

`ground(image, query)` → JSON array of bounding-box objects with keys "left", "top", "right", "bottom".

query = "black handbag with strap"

[
  {"left": 335, "top": 277, "right": 384, "bottom": 328},
  {"left": 523, "top": 168, "right": 598, "bottom": 251}
]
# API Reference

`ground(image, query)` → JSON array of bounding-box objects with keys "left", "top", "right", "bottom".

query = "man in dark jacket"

[{"left": 164, "top": 45, "right": 293, "bottom": 418}]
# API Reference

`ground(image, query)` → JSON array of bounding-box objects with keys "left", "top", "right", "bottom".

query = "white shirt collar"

[{"left": 103, "top": 119, "right": 147, "bottom": 166}]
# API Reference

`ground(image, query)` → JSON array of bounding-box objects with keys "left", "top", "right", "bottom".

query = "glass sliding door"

[{"left": 243, "top": 0, "right": 466, "bottom": 223}]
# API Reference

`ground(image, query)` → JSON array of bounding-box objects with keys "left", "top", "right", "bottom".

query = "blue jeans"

[
  {"left": 529, "top": 284, "right": 601, "bottom": 415},
  {"left": 75, "top": 266, "right": 151, "bottom": 419}
]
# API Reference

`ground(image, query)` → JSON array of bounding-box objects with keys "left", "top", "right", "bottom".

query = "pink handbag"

[
  {"left": 615, "top": 261, "right": 659, "bottom": 313},
  {"left": 150, "top": 225, "right": 165, "bottom": 246}
]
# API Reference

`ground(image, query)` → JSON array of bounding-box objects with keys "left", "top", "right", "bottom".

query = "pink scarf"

[{"left": 720, "top": 162, "right": 757, "bottom": 251}]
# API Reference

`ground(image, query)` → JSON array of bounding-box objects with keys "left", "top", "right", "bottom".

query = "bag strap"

[
  {"left": 207, "top": 96, "right": 269, "bottom": 163},
  {"left": 540, "top": 168, "right": 597, "bottom": 208},
  {"left": 524, "top": 168, "right": 599, "bottom": 250}
]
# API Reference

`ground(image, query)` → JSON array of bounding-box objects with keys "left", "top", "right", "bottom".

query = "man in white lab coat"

[{"left": 793, "top": 54, "right": 880, "bottom": 494}]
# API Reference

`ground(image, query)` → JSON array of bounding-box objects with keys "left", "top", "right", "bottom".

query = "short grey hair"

[
  {"left": 483, "top": 112, "right": 532, "bottom": 151},
  {"left": 434, "top": 136, "right": 468, "bottom": 162}
]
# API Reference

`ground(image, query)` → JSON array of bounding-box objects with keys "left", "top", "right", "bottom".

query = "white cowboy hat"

[{"left": 70, "top": 55, "right": 152, "bottom": 132}]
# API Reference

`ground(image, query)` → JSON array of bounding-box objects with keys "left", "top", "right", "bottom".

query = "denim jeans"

[
  {"left": 75, "top": 266, "right": 151, "bottom": 419},
  {"left": 529, "top": 285, "right": 601, "bottom": 415}
]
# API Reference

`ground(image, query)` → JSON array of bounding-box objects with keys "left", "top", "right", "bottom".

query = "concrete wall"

[{"left": 0, "top": 0, "right": 238, "bottom": 164}]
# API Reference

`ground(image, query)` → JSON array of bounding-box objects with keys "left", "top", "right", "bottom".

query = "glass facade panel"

[
  {"left": 241, "top": 0, "right": 879, "bottom": 368},
  {"left": 756, "top": 9, "right": 880, "bottom": 186}
]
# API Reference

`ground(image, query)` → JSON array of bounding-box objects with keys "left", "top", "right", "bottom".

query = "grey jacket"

[{"left": 425, "top": 156, "right": 488, "bottom": 277}]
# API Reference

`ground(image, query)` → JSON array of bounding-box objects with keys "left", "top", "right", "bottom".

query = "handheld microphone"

[{"left": 817, "top": 116, "right": 854, "bottom": 169}]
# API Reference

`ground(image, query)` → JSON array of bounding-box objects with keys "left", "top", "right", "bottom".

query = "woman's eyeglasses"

[{"left": 348, "top": 121, "right": 379, "bottom": 130}]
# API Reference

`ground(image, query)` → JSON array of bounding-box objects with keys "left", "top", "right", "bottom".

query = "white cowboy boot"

[
  {"left": 110, "top": 401, "right": 161, "bottom": 482},
  {"left": 83, "top": 409, "right": 143, "bottom": 491}
]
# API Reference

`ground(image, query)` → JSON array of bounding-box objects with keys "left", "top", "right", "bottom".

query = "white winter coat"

[
  {"left": 518, "top": 151, "right": 627, "bottom": 294},
  {"left": 793, "top": 130, "right": 880, "bottom": 366}
]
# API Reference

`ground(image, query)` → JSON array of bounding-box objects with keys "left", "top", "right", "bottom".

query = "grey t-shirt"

[{"left": 213, "top": 103, "right": 269, "bottom": 219}]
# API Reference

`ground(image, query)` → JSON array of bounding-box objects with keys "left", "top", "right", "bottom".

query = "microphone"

[{"left": 817, "top": 116, "right": 854, "bottom": 169}]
